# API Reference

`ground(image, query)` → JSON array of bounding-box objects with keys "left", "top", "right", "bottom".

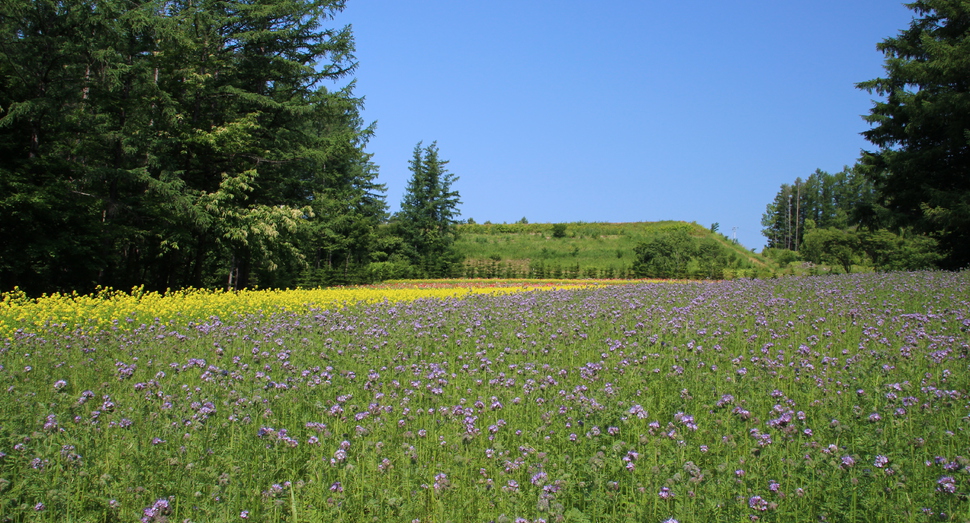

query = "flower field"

[
  {"left": 0, "top": 281, "right": 608, "bottom": 341},
  {"left": 1, "top": 272, "right": 968, "bottom": 522}
]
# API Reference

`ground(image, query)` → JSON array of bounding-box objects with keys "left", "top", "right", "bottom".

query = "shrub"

[{"left": 551, "top": 223, "right": 567, "bottom": 238}]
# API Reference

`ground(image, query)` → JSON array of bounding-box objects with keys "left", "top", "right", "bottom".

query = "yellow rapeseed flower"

[{"left": 0, "top": 282, "right": 598, "bottom": 339}]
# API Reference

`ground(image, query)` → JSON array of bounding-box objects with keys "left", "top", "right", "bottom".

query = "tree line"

[
  {"left": 761, "top": 0, "right": 970, "bottom": 272},
  {"left": 4, "top": 0, "right": 967, "bottom": 294},
  {"left": 0, "top": 0, "right": 462, "bottom": 295}
]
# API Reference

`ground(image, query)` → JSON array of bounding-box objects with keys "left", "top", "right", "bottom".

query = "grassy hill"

[{"left": 454, "top": 221, "right": 774, "bottom": 279}]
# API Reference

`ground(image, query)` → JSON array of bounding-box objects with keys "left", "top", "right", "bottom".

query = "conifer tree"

[
  {"left": 395, "top": 141, "right": 462, "bottom": 276},
  {"left": 857, "top": 0, "right": 970, "bottom": 268},
  {"left": 0, "top": 0, "right": 382, "bottom": 293}
]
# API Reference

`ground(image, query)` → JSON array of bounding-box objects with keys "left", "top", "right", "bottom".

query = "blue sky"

[{"left": 330, "top": 1, "right": 913, "bottom": 250}]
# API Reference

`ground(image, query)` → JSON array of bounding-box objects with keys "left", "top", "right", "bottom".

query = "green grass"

[{"left": 455, "top": 221, "right": 773, "bottom": 279}]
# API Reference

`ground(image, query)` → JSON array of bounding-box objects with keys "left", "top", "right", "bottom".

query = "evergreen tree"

[
  {"left": 761, "top": 166, "right": 880, "bottom": 251},
  {"left": 395, "top": 141, "right": 462, "bottom": 277},
  {"left": 0, "top": 0, "right": 379, "bottom": 293},
  {"left": 857, "top": 0, "right": 970, "bottom": 268},
  {"left": 300, "top": 85, "right": 387, "bottom": 285}
]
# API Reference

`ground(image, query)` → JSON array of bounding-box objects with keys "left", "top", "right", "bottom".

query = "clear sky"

[{"left": 330, "top": 1, "right": 914, "bottom": 250}]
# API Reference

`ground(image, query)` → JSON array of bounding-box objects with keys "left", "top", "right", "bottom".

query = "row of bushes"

[
  {"left": 462, "top": 259, "right": 637, "bottom": 280},
  {"left": 293, "top": 257, "right": 777, "bottom": 286}
]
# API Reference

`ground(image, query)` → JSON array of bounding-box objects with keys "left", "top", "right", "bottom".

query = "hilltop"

[{"left": 454, "top": 221, "right": 773, "bottom": 279}]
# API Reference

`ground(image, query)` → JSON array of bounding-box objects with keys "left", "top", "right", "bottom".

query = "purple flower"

[
  {"left": 433, "top": 473, "right": 449, "bottom": 491},
  {"left": 141, "top": 498, "right": 171, "bottom": 522},
  {"left": 937, "top": 476, "right": 956, "bottom": 494},
  {"left": 531, "top": 471, "right": 548, "bottom": 486},
  {"left": 749, "top": 495, "right": 768, "bottom": 511}
]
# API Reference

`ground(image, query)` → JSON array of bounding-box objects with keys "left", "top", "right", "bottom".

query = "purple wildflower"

[{"left": 937, "top": 476, "right": 956, "bottom": 494}]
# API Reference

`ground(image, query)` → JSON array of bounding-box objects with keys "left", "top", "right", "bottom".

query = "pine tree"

[{"left": 396, "top": 141, "right": 462, "bottom": 277}]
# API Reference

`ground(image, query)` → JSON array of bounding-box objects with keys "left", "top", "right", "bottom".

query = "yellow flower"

[{"left": 0, "top": 281, "right": 609, "bottom": 339}]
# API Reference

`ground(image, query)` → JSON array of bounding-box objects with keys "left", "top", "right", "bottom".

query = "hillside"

[{"left": 454, "top": 221, "right": 774, "bottom": 279}]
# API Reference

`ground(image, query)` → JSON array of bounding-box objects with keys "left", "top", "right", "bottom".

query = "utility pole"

[
  {"left": 795, "top": 179, "right": 801, "bottom": 252},
  {"left": 787, "top": 193, "right": 792, "bottom": 250}
]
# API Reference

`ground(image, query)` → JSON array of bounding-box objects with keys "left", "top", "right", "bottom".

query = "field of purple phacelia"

[{"left": 1, "top": 271, "right": 968, "bottom": 522}]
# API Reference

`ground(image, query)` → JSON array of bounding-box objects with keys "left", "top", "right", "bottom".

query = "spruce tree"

[
  {"left": 0, "top": 0, "right": 382, "bottom": 293},
  {"left": 857, "top": 0, "right": 970, "bottom": 268},
  {"left": 396, "top": 141, "right": 462, "bottom": 277}
]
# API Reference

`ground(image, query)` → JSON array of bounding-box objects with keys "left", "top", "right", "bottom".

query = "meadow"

[
  {"left": 455, "top": 221, "right": 771, "bottom": 280},
  {"left": 1, "top": 272, "right": 968, "bottom": 522}
]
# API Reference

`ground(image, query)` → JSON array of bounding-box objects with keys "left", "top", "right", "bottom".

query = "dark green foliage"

[
  {"left": 761, "top": 166, "right": 879, "bottom": 251},
  {"left": 694, "top": 238, "right": 734, "bottom": 279},
  {"left": 632, "top": 230, "right": 695, "bottom": 278},
  {"left": 759, "top": 163, "right": 942, "bottom": 272},
  {"left": 632, "top": 229, "right": 738, "bottom": 279},
  {"left": 857, "top": 0, "right": 970, "bottom": 268},
  {"left": 394, "top": 142, "right": 462, "bottom": 277},
  {"left": 858, "top": 229, "right": 941, "bottom": 271},
  {"left": 0, "top": 0, "right": 385, "bottom": 294},
  {"left": 551, "top": 223, "right": 567, "bottom": 238},
  {"left": 300, "top": 89, "right": 388, "bottom": 284}
]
